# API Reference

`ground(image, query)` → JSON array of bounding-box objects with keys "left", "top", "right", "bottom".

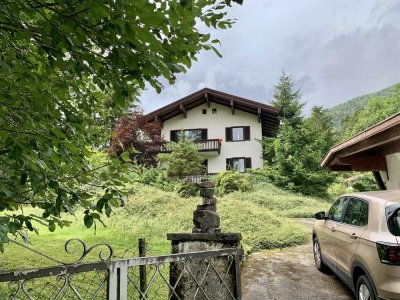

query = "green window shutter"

[{"left": 225, "top": 127, "right": 232, "bottom": 142}]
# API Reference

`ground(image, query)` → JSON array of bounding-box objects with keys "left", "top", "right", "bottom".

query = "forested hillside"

[{"left": 329, "top": 83, "right": 400, "bottom": 128}]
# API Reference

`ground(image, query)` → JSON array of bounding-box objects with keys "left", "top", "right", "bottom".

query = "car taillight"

[{"left": 377, "top": 242, "right": 400, "bottom": 265}]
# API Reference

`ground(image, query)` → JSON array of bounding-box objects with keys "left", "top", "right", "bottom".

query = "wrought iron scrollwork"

[{"left": 9, "top": 238, "right": 113, "bottom": 265}]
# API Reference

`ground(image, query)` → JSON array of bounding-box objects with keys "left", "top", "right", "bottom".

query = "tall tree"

[
  {"left": 0, "top": 0, "right": 241, "bottom": 251},
  {"left": 263, "top": 74, "right": 336, "bottom": 196},
  {"left": 270, "top": 71, "right": 305, "bottom": 127},
  {"left": 266, "top": 107, "right": 336, "bottom": 196}
]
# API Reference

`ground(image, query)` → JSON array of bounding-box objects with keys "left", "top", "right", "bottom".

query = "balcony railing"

[{"left": 160, "top": 139, "right": 222, "bottom": 154}]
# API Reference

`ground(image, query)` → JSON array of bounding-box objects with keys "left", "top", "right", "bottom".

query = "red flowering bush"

[{"left": 109, "top": 111, "right": 164, "bottom": 166}]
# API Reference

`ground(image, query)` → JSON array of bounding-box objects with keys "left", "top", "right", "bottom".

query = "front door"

[
  {"left": 335, "top": 197, "right": 369, "bottom": 278},
  {"left": 320, "top": 197, "right": 349, "bottom": 269}
]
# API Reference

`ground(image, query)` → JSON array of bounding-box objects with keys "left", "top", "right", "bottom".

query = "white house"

[
  {"left": 322, "top": 112, "right": 400, "bottom": 190},
  {"left": 146, "top": 88, "right": 279, "bottom": 174}
]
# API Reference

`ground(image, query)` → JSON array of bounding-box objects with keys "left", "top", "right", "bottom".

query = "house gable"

[{"left": 145, "top": 88, "right": 279, "bottom": 138}]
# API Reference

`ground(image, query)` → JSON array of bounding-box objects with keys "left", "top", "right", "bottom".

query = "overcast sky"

[{"left": 139, "top": 0, "right": 400, "bottom": 114}]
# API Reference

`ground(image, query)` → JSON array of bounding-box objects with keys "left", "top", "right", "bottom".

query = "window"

[
  {"left": 212, "top": 108, "right": 217, "bottom": 114},
  {"left": 232, "top": 127, "right": 244, "bottom": 141},
  {"left": 343, "top": 198, "right": 368, "bottom": 226},
  {"left": 225, "top": 126, "right": 250, "bottom": 142},
  {"left": 328, "top": 197, "right": 349, "bottom": 222},
  {"left": 226, "top": 157, "right": 252, "bottom": 172},
  {"left": 386, "top": 205, "right": 400, "bottom": 236},
  {"left": 170, "top": 129, "right": 207, "bottom": 142},
  {"left": 202, "top": 109, "right": 207, "bottom": 114}
]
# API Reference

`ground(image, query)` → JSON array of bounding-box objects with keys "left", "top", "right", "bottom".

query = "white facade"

[
  {"left": 161, "top": 102, "right": 263, "bottom": 174},
  {"left": 382, "top": 153, "right": 400, "bottom": 190}
]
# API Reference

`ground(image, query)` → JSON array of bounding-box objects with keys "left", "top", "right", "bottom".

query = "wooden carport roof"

[
  {"left": 145, "top": 88, "right": 280, "bottom": 137},
  {"left": 321, "top": 112, "right": 400, "bottom": 172}
]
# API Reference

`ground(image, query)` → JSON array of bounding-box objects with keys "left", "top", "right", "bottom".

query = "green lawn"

[{"left": 0, "top": 182, "right": 332, "bottom": 272}]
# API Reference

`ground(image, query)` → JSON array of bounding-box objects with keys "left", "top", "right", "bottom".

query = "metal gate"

[{"left": 0, "top": 239, "right": 242, "bottom": 300}]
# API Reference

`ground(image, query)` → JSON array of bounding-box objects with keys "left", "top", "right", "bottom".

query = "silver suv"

[{"left": 313, "top": 191, "right": 400, "bottom": 300}]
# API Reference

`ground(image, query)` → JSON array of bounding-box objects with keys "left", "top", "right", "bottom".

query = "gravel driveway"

[{"left": 241, "top": 219, "right": 355, "bottom": 300}]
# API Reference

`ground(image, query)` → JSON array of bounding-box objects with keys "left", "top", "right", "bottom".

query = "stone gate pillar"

[{"left": 167, "top": 180, "right": 242, "bottom": 300}]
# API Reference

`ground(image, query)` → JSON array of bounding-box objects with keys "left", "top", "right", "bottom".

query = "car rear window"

[{"left": 386, "top": 205, "right": 400, "bottom": 236}]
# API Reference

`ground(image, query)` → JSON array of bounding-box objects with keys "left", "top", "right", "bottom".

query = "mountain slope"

[{"left": 328, "top": 83, "right": 400, "bottom": 128}]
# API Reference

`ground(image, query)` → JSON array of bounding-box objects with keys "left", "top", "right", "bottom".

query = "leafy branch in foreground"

[{"left": 0, "top": 0, "right": 242, "bottom": 251}]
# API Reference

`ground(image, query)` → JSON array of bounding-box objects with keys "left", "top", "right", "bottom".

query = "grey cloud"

[{"left": 140, "top": 1, "right": 400, "bottom": 114}]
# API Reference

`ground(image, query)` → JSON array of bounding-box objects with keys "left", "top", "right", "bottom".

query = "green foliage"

[
  {"left": 327, "top": 181, "right": 352, "bottom": 199},
  {"left": 173, "top": 181, "right": 200, "bottom": 198},
  {"left": 214, "top": 171, "right": 253, "bottom": 195},
  {"left": 1, "top": 182, "right": 324, "bottom": 271},
  {"left": 328, "top": 83, "right": 400, "bottom": 129},
  {"left": 340, "top": 85, "right": 400, "bottom": 139},
  {"left": 160, "top": 137, "right": 204, "bottom": 178},
  {"left": 137, "top": 167, "right": 171, "bottom": 191},
  {"left": 133, "top": 167, "right": 199, "bottom": 198},
  {"left": 351, "top": 174, "right": 377, "bottom": 192},
  {"left": 270, "top": 70, "right": 305, "bottom": 127},
  {"left": 0, "top": 0, "right": 240, "bottom": 250},
  {"left": 263, "top": 74, "right": 337, "bottom": 197}
]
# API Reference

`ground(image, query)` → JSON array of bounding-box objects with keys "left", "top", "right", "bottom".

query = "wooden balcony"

[{"left": 160, "top": 139, "right": 222, "bottom": 154}]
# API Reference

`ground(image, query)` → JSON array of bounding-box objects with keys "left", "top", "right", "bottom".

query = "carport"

[{"left": 321, "top": 112, "right": 400, "bottom": 190}]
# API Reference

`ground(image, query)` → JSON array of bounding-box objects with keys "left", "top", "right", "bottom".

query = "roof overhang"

[
  {"left": 321, "top": 112, "right": 400, "bottom": 171},
  {"left": 145, "top": 88, "right": 280, "bottom": 137}
]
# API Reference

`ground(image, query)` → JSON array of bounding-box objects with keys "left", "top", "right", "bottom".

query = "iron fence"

[{"left": 0, "top": 239, "right": 242, "bottom": 300}]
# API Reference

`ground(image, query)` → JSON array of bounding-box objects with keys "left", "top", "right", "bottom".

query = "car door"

[
  {"left": 319, "top": 197, "right": 349, "bottom": 267},
  {"left": 334, "top": 197, "right": 368, "bottom": 278}
]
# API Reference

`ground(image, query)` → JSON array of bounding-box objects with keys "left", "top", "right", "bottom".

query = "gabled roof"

[
  {"left": 321, "top": 112, "right": 400, "bottom": 171},
  {"left": 145, "top": 88, "right": 280, "bottom": 137}
]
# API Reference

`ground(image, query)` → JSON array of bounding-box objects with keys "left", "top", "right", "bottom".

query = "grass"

[{"left": 0, "top": 182, "right": 332, "bottom": 272}]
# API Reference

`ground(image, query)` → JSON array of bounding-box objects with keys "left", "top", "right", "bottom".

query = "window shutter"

[
  {"left": 245, "top": 157, "right": 252, "bottom": 169},
  {"left": 244, "top": 126, "right": 251, "bottom": 141},
  {"left": 201, "top": 129, "right": 208, "bottom": 140},
  {"left": 170, "top": 130, "right": 177, "bottom": 142},
  {"left": 226, "top": 158, "right": 232, "bottom": 170},
  {"left": 225, "top": 127, "right": 232, "bottom": 142}
]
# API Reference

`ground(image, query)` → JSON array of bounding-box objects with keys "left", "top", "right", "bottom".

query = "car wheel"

[
  {"left": 357, "top": 275, "right": 376, "bottom": 300},
  {"left": 313, "top": 237, "right": 330, "bottom": 273}
]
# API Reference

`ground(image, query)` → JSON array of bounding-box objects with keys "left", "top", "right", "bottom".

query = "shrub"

[
  {"left": 327, "top": 182, "right": 352, "bottom": 199},
  {"left": 215, "top": 171, "right": 253, "bottom": 195},
  {"left": 139, "top": 167, "right": 171, "bottom": 191},
  {"left": 351, "top": 174, "right": 377, "bottom": 192},
  {"left": 159, "top": 137, "right": 204, "bottom": 178},
  {"left": 173, "top": 181, "right": 200, "bottom": 198}
]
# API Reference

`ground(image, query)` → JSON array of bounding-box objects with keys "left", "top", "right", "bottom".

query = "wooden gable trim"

[{"left": 179, "top": 103, "right": 187, "bottom": 118}]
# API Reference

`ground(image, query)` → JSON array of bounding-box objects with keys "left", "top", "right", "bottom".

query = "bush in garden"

[
  {"left": 215, "top": 171, "right": 253, "bottom": 195},
  {"left": 139, "top": 167, "right": 171, "bottom": 191},
  {"left": 173, "top": 181, "right": 200, "bottom": 198},
  {"left": 159, "top": 136, "right": 204, "bottom": 178},
  {"left": 351, "top": 174, "right": 377, "bottom": 192}
]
